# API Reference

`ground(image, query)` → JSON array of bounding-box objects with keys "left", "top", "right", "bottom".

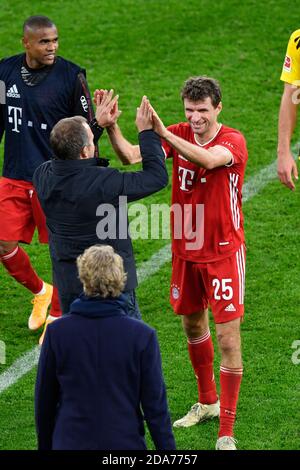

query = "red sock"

[
  {"left": 188, "top": 330, "right": 218, "bottom": 404},
  {"left": 219, "top": 366, "right": 243, "bottom": 437},
  {"left": 1, "top": 246, "right": 43, "bottom": 294},
  {"left": 49, "top": 286, "right": 62, "bottom": 318}
]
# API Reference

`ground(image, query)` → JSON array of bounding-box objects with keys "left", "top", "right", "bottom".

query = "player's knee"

[
  {"left": 217, "top": 332, "right": 240, "bottom": 355},
  {"left": 182, "top": 312, "right": 207, "bottom": 337},
  {"left": 0, "top": 241, "right": 18, "bottom": 256}
]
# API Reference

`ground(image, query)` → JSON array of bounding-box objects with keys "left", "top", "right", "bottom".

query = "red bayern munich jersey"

[{"left": 162, "top": 122, "right": 248, "bottom": 263}]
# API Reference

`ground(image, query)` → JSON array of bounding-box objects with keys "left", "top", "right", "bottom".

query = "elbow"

[
  {"left": 153, "top": 170, "right": 169, "bottom": 192},
  {"left": 203, "top": 160, "right": 215, "bottom": 170},
  {"left": 123, "top": 151, "right": 142, "bottom": 166}
]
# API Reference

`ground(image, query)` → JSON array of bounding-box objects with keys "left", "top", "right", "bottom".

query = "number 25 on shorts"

[{"left": 212, "top": 278, "right": 233, "bottom": 300}]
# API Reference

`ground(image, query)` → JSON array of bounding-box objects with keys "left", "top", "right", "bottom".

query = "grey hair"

[
  {"left": 50, "top": 116, "right": 89, "bottom": 160},
  {"left": 77, "top": 245, "right": 127, "bottom": 298}
]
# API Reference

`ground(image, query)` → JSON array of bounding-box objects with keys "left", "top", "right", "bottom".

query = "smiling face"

[
  {"left": 184, "top": 96, "right": 222, "bottom": 141},
  {"left": 22, "top": 26, "right": 59, "bottom": 69}
]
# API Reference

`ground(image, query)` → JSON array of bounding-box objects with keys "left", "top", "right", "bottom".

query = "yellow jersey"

[{"left": 280, "top": 29, "right": 300, "bottom": 84}]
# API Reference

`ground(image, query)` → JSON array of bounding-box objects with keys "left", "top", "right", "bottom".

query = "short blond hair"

[{"left": 77, "top": 245, "right": 127, "bottom": 298}]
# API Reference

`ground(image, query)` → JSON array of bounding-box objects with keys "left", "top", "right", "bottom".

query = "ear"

[
  {"left": 22, "top": 36, "right": 29, "bottom": 50},
  {"left": 80, "top": 146, "right": 89, "bottom": 159},
  {"left": 216, "top": 101, "right": 222, "bottom": 115}
]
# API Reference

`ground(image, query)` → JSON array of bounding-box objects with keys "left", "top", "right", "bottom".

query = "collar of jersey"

[{"left": 193, "top": 123, "right": 222, "bottom": 147}]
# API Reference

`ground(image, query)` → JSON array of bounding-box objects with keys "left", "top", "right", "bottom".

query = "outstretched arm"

[
  {"left": 107, "top": 124, "right": 142, "bottom": 165},
  {"left": 277, "top": 83, "right": 299, "bottom": 190},
  {"left": 94, "top": 88, "right": 142, "bottom": 165},
  {"left": 147, "top": 100, "right": 232, "bottom": 169}
]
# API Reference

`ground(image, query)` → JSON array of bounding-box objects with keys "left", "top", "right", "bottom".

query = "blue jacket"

[{"left": 35, "top": 294, "right": 176, "bottom": 450}]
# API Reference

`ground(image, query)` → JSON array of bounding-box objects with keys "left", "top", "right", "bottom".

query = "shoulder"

[
  {"left": 120, "top": 316, "right": 156, "bottom": 342},
  {"left": 88, "top": 165, "right": 121, "bottom": 180},
  {"left": 35, "top": 160, "right": 51, "bottom": 172},
  {"left": 0, "top": 54, "right": 23, "bottom": 73},
  {"left": 216, "top": 125, "right": 248, "bottom": 165},
  {"left": 287, "top": 29, "right": 300, "bottom": 45},
  {"left": 0, "top": 53, "right": 23, "bottom": 65},
  {"left": 56, "top": 56, "right": 85, "bottom": 75},
  {"left": 218, "top": 125, "right": 247, "bottom": 147},
  {"left": 283, "top": 30, "right": 300, "bottom": 59},
  {"left": 32, "top": 161, "right": 51, "bottom": 182},
  {"left": 46, "top": 314, "right": 74, "bottom": 339}
]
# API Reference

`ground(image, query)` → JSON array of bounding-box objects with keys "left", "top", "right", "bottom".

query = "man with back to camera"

[
  {"left": 97, "top": 77, "right": 248, "bottom": 450},
  {"left": 0, "top": 15, "right": 105, "bottom": 344},
  {"left": 277, "top": 29, "right": 299, "bottom": 190},
  {"left": 35, "top": 244, "right": 176, "bottom": 450},
  {"left": 32, "top": 95, "right": 168, "bottom": 343}
]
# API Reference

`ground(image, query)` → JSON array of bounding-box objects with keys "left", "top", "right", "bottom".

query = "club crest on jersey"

[
  {"left": 171, "top": 284, "right": 180, "bottom": 300},
  {"left": 6, "top": 84, "right": 20, "bottom": 98},
  {"left": 283, "top": 55, "right": 291, "bottom": 72}
]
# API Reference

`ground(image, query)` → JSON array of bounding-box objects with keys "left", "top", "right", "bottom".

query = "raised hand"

[
  {"left": 93, "top": 88, "right": 106, "bottom": 106},
  {"left": 146, "top": 100, "right": 168, "bottom": 139},
  {"left": 135, "top": 96, "right": 153, "bottom": 132},
  {"left": 95, "top": 89, "right": 122, "bottom": 128}
]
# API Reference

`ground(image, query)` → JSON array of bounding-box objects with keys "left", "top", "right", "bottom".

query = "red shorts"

[
  {"left": 170, "top": 245, "right": 246, "bottom": 323},
  {"left": 0, "top": 177, "right": 48, "bottom": 244}
]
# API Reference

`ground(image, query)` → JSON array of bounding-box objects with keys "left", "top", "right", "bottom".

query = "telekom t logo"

[
  {"left": 8, "top": 106, "right": 22, "bottom": 133},
  {"left": 178, "top": 166, "right": 195, "bottom": 191}
]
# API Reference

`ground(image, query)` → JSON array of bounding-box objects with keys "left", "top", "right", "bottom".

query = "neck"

[
  {"left": 194, "top": 122, "right": 221, "bottom": 145},
  {"left": 25, "top": 54, "right": 47, "bottom": 70}
]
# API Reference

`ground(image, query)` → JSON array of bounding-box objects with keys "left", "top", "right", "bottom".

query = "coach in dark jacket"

[
  {"left": 33, "top": 96, "right": 168, "bottom": 315},
  {"left": 35, "top": 245, "right": 176, "bottom": 450}
]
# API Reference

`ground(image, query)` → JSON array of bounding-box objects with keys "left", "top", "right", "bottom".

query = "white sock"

[{"left": 36, "top": 283, "right": 46, "bottom": 296}]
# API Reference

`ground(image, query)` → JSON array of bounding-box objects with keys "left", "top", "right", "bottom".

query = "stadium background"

[{"left": 0, "top": 0, "right": 299, "bottom": 450}]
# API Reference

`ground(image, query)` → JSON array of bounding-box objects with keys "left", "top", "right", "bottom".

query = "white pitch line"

[
  {"left": 0, "top": 150, "right": 296, "bottom": 395},
  {"left": 0, "top": 346, "right": 40, "bottom": 393}
]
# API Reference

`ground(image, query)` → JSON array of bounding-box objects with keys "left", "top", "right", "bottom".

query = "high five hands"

[
  {"left": 136, "top": 96, "right": 167, "bottom": 137},
  {"left": 94, "top": 89, "right": 166, "bottom": 136},
  {"left": 94, "top": 89, "right": 121, "bottom": 128}
]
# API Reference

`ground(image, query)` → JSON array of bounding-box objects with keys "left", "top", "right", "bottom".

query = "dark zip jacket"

[{"left": 33, "top": 130, "right": 168, "bottom": 311}]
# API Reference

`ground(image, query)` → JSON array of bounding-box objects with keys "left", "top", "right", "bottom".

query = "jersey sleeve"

[
  {"left": 71, "top": 70, "right": 102, "bottom": 155},
  {"left": 71, "top": 70, "right": 95, "bottom": 120},
  {"left": 161, "top": 124, "right": 183, "bottom": 159},
  {"left": 280, "top": 30, "right": 300, "bottom": 85},
  {"left": 218, "top": 131, "right": 247, "bottom": 166}
]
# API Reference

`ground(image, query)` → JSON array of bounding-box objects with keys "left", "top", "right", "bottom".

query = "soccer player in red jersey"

[{"left": 98, "top": 76, "right": 248, "bottom": 450}]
